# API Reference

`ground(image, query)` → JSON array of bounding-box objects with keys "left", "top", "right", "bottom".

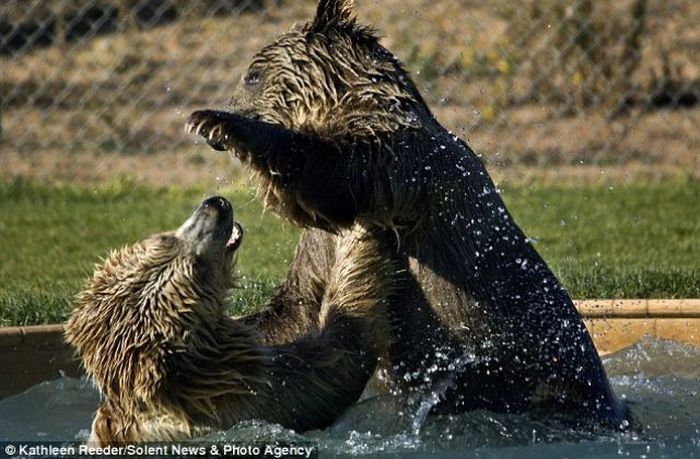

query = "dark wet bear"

[
  {"left": 65, "top": 196, "right": 400, "bottom": 443},
  {"left": 187, "top": 0, "right": 630, "bottom": 428}
]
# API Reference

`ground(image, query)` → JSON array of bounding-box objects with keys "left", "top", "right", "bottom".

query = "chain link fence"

[{"left": 1, "top": 0, "right": 698, "bottom": 185}]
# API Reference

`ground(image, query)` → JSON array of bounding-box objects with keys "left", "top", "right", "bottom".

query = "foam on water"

[{"left": 1, "top": 337, "right": 699, "bottom": 458}]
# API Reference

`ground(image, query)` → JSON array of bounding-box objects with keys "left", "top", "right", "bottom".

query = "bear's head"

[
  {"left": 228, "top": 0, "right": 433, "bottom": 138},
  {"left": 65, "top": 196, "right": 244, "bottom": 405}
]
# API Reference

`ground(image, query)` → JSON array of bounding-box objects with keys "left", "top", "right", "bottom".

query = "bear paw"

[{"left": 186, "top": 110, "right": 231, "bottom": 151}]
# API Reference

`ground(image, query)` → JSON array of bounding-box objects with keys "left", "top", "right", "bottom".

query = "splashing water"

[
  {"left": 406, "top": 352, "right": 487, "bottom": 437},
  {"left": 1, "top": 337, "right": 699, "bottom": 458}
]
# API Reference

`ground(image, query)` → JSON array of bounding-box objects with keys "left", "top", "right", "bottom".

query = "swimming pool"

[{"left": 1, "top": 336, "right": 698, "bottom": 458}]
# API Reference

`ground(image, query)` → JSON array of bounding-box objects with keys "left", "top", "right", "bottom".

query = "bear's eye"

[{"left": 244, "top": 70, "right": 262, "bottom": 86}]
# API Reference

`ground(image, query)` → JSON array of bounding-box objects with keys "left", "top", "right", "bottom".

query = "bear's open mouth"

[{"left": 226, "top": 222, "right": 244, "bottom": 253}]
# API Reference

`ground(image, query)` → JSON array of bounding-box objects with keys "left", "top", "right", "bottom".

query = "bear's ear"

[{"left": 311, "top": 0, "right": 356, "bottom": 32}]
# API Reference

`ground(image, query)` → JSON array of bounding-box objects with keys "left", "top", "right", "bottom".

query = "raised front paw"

[{"left": 186, "top": 110, "right": 231, "bottom": 151}]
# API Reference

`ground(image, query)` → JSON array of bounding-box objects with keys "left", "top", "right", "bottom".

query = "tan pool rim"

[
  {"left": 1, "top": 299, "right": 698, "bottom": 400},
  {"left": 576, "top": 299, "right": 700, "bottom": 318}
]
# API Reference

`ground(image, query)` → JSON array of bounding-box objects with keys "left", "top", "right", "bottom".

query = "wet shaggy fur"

[
  {"left": 65, "top": 196, "right": 400, "bottom": 443},
  {"left": 187, "top": 0, "right": 630, "bottom": 428}
]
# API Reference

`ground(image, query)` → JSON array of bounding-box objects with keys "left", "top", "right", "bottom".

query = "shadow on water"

[{"left": 1, "top": 337, "right": 699, "bottom": 458}]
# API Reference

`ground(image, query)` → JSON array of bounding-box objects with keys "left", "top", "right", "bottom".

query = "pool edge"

[{"left": 1, "top": 299, "right": 698, "bottom": 400}]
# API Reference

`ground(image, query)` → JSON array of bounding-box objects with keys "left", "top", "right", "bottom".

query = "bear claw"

[{"left": 186, "top": 111, "right": 228, "bottom": 151}]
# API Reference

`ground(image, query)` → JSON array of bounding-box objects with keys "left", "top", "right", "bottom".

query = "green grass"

[
  {"left": 502, "top": 183, "right": 699, "bottom": 299},
  {"left": 0, "top": 179, "right": 698, "bottom": 326},
  {"left": 0, "top": 179, "right": 296, "bottom": 326}
]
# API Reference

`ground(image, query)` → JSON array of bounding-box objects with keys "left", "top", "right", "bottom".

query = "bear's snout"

[
  {"left": 195, "top": 195, "right": 233, "bottom": 226},
  {"left": 175, "top": 196, "right": 235, "bottom": 254},
  {"left": 201, "top": 196, "right": 232, "bottom": 215}
]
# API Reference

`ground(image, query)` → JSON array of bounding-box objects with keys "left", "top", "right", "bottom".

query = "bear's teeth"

[{"left": 227, "top": 223, "right": 243, "bottom": 251}]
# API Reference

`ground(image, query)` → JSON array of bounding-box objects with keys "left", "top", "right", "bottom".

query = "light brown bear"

[
  {"left": 65, "top": 196, "right": 400, "bottom": 443},
  {"left": 186, "top": 0, "right": 631, "bottom": 429}
]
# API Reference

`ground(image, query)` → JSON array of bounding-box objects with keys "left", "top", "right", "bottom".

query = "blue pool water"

[{"left": 1, "top": 337, "right": 698, "bottom": 458}]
